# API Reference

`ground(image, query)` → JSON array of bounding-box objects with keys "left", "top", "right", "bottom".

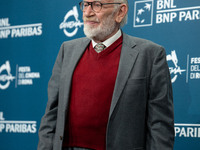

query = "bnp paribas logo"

[
  {"left": 134, "top": 0, "right": 154, "bottom": 27},
  {"left": 134, "top": 0, "right": 200, "bottom": 27}
]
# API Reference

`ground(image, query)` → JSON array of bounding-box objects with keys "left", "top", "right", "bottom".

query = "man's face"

[{"left": 82, "top": 0, "right": 119, "bottom": 42}]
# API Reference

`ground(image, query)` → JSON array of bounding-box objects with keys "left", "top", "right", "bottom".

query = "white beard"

[{"left": 83, "top": 13, "right": 117, "bottom": 41}]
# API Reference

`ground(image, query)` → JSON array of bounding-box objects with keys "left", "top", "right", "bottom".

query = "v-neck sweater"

[{"left": 63, "top": 36, "right": 123, "bottom": 150}]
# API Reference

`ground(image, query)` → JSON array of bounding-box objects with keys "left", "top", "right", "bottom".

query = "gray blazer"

[{"left": 38, "top": 33, "right": 174, "bottom": 150}]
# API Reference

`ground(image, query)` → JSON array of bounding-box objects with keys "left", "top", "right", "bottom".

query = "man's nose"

[{"left": 84, "top": 5, "right": 95, "bottom": 16}]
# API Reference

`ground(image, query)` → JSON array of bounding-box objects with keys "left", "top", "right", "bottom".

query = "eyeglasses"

[{"left": 79, "top": 1, "right": 122, "bottom": 13}]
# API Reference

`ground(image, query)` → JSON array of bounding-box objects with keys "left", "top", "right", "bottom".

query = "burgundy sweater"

[{"left": 63, "top": 36, "right": 123, "bottom": 150}]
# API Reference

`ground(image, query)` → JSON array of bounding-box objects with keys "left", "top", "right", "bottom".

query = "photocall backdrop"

[{"left": 0, "top": 0, "right": 200, "bottom": 149}]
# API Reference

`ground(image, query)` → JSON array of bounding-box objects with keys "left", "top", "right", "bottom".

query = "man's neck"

[
  {"left": 92, "top": 27, "right": 120, "bottom": 43},
  {"left": 92, "top": 29, "right": 121, "bottom": 49}
]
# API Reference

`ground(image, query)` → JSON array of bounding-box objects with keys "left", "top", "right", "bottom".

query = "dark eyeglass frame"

[{"left": 79, "top": 1, "right": 122, "bottom": 12}]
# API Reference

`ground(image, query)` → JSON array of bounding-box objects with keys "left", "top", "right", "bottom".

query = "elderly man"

[{"left": 38, "top": 0, "right": 174, "bottom": 150}]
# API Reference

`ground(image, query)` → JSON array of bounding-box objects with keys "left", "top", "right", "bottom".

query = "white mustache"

[{"left": 83, "top": 17, "right": 100, "bottom": 23}]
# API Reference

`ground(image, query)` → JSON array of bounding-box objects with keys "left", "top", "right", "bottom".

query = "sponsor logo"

[
  {"left": 134, "top": 0, "right": 154, "bottom": 27},
  {"left": 0, "top": 18, "right": 42, "bottom": 39},
  {"left": 167, "top": 50, "right": 186, "bottom": 83},
  {"left": 134, "top": 0, "right": 200, "bottom": 27},
  {"left": 167, "top": 51, "right": 200, "bottom": 83},
  {"left": 0, "top": 61, "right": 15, "bottom": 90},
  {"left": 175, "top": 123, "right": 200, "bottom": 138},
  {"left": 0, "top": 60, "right": 40, "bottom": 90},
  {"left": 0, "top": 112, "right": 37, "bottom": 134},
  {"left": 60, "top": 6, "right": 83, "bottom": 37}
]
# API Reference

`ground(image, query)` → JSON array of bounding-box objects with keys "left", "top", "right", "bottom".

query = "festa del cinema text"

[{"left": 190, "top": 57, "right": 200, "bottom": 79}]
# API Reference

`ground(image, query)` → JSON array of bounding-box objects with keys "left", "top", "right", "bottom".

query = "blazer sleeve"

[
  {"left": 37, "top": 43, "right": 64, "bottom": 150},
  {"left": 146, "top": 47, "right": 174, "bottom": 150}
]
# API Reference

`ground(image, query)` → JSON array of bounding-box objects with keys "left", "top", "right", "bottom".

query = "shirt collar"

[{"left": 92, "top": 29, "right": 122, "bottom": 48}]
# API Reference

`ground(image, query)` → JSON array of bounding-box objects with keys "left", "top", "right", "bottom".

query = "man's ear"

[{"left": 115, "top": 4, "right": 128, "bottom": 23}]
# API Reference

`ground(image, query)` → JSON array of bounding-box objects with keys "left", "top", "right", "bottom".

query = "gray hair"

[{"left": 114, "top": 0, "right": 128, "bottom": 27}]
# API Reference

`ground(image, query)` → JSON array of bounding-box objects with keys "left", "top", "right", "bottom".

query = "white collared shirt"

[{"left": 92, "top": 29, "right": 122, "bottom": 53}]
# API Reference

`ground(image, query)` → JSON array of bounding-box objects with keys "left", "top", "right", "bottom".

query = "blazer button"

[{"left": 60, "top": 136, "right": 63, "bottom": 140}]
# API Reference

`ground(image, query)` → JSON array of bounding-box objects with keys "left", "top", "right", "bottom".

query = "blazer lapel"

[
  {"left": 109, "top": 33, "right": 139, "bottom": 119},
  {"left": 65, "top": 38, "right": 91, "bottom": 73},
  {"left": 62, "top": 38, "right": 91, "bottom": 108}
]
